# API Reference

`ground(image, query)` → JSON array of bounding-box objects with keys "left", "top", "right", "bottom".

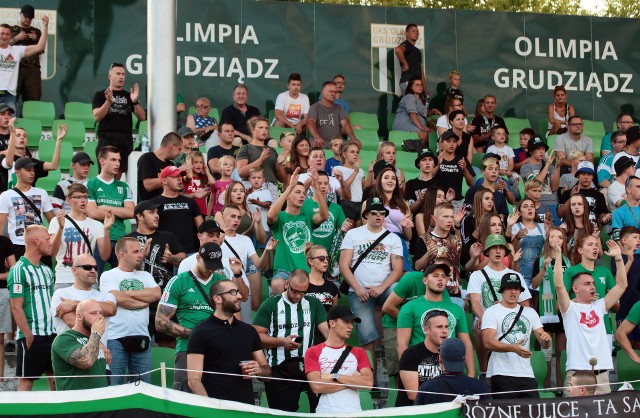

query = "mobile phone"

[{"left": 293, "top": 336, "right": 303, "bottom": 343}]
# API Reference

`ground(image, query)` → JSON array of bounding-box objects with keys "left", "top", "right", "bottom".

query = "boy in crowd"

[
  {"left": 464, "top": 155, "right": 510, "bottom": 220},
  {"left": 325, "top": 136, "right": 343, "bottom": 176},
  {"left": 246, "top": 167, "right": 272, "bottom": 244},
  {"left": 486, "top": 126, "right": 519, "bottom": 201},
  {"left": 521, "top": 137, "right": 560, "bottom": 219},
  {"left": 513, "top": 128, "right": 535, "bottom": 172},
  {"left": 558, "top": 150, "right": 589, "bottom": 193}
]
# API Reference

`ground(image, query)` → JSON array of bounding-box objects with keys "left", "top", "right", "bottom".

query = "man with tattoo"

[
  {"left": 100, "top": 237, "right": 161, "bottom": 385},
  {"left": 156, "top": 242, "right": 243, "bottom": 392},
  {"left": 51, "top": 299, "right": 108, "bottom": 390}
]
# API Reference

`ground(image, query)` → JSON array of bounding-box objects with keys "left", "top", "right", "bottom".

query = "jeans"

[
  {"left": 0, "top": 92, "right": 17, "bottom": 113},
  {"left": 107, "top": 339, "right": 152, "bottom": 385},
  {"left": 348, "top": 284, "right": 396, "bottom": 345},
  {"left": 96, "top": 240, "right": 118, "bottom": 278}
]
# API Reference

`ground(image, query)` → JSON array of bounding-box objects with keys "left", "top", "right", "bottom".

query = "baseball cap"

[
  {"left": 372, "top": 160, "right": 395, "bottom": 179},
  {"left": 527, "top": 137, "right": 548, "bottom": 153},
  {"left": 440, "top": 338, "right": 466, "bottom": 373},
  {"left": 362, "top": 197, "right": 389, "bottom": 218},
  {"left": 423, "top": 263, "right": 451, "bottom": 277},
  {"left": 499, "top": 272, "right": 525, "bottom": 293},
  {"left": 482, "top": 152, "right": 500, "bottom": 163},
  {"left": 14, "top": 157, "right": 36, "bottom": 170},
  {"left": 198, "top": 242, "right": 223, "bottom": 270},
  {"left": 575, "top": 161, "right": 596, "bottom": 178},
  {"left": 20, "top": 5, "right": 35, "bottom": 18},
  {"left": 415, "top": 148, "right": 436, "bottom": 168},
  {"left": 198, "top": 219, "right": 224, "bottom": 233},
  {"left": 159, "top": 166, "right": 185, "bottom": 180},
  {"left": 71, "top": 152, "right": 94, "bottom": 165},
  {"left": 0, "top": 103, "right": 15, "bottom": 114},
  {"left": 134, "top": 200, "right": 161, "bottom": 216},
  {"left": 626, "top": 126, "right": 640, "bottom": 144},
  {"left": 483, "top": 234, "right": 511, "bottom": 256},
  {"left": 615, "top": 156, "right": 636, "bottom": 176},
  {"left": 177, "top": 126, "right": 195, "bottom": 137},
  {"left": 327, "top": 305, "right": 361, "bottom": 323},
  {"left": 439, "top": 129, "right": 459, "bottom": 142}
]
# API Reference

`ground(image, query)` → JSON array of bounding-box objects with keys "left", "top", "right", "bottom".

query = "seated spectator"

[
  {"left": 186, "top": 97, "right": 218, "bottom": 144},
  {"left": 308, "top": 81, "right": 359, "bottom": 148},
  {"left": 137, "top": 132, "right": 182, "bottom": 202},
  {"left": 608, "top": 156, "right": 636, "bottom": 211},
  {"left": 447, "top": 110, "right": 474, "bottom": 164},
  {"left": 214, "top": 180, "right": 267, "bottom": 247},
  {"left": 272, "top": 73, "right": 309, "bottom": 134},
  {"left": 392, "top": 78, "right": 430, "bottom": 145},
  {"left": 209, "top": 155, "right": 234, "bottom": 216},
  {"left": 598, "top": 130, "right": 627, "bottom": 193},
  {"left": 614, "top": 126, "right": 640, "bottom": 169},
  {"left": 220, "top": 85, "right": 262, "bottom": 143},
  {"left": 557, "top": 161, "right": 610, "bottom": 227},
  {"left": 332, "top": 75, "right": 350, "bottom": 114},
  {"left": 460, "top": 187, "right": 494, "bottom": 264},
  {"left": 554, "top": 115, "right": 594, "bottom": 172},
  {"left": 246, "top": 167, "right": 272, "bottom": 242},
  {"left": 405, "top": 149, "right": 439, "bottom": 215},
  {"left": 300, "top": 148, "right": 349, "bottom": 204},
  {"left": 304, "top": 243, "right": 339, "bottom": 316},
  {"left": 51, "top": 152, "right": 94, "bottom": 213},
  {"left": 523, "top": 179, "right": 551, "bottom": 224},
  {"left": 546, "top": 85, "right": 575, "bottom": 138},
  {"left": 558, "top": 150, "right": 589, "bottom": 193},
  {"left": 285, "top": 135, "right": 310, "bottom": 181},
  {"left": 471, "top": 95, "right": 509, "bottom": 152},
  {"left": 207, "top": 122, "right": 239, "bottom": 180},
  {"left": 513, "top": 128, "right": 535, "bottom": 173},
  {"left": 600, "top": 113, "right": 634, "bottom": 157}
]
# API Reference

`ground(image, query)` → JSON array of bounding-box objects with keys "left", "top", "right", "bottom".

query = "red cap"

[{"left": 159, "top": 166, "right": 184, "bottom": 180}]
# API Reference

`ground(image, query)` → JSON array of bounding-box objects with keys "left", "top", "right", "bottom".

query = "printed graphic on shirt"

[
  {"left": 283, "top": 221, "right": 311, "bottom": 253},
  {"left": 481, "top": 278, "right": 502, "bottom": 308},
  {"left": 313, "top": 210, "right": 335, "bottom": 239},
  {"left": 500, "top": 312, "right": 531, "bottom": 344},
  {"left": 580, "top": 310, "right": 600, "bottom": 328},
  {"left": 354, "top": 241, "right": 390, "bottom": 264},
  {"left": 62, "top": 227, "right": 93, "bottom": 267},
  {"left": 286, "top": 104, "right": 302, "bottom": 119},
  {"left": 120, "top": 278, "right": 145, "bottom": 311},
  {"left": 11, "top": 195, "right": 42, "bottom": 237}
]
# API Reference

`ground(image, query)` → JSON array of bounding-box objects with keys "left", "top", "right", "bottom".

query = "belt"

[{"left": 593, "top": 369, "right": 608, "bottom": 375}]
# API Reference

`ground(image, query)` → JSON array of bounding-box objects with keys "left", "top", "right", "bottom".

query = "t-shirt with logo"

[
  {"left": 0, "top": 186, "right": 53, "bottom": 245},
  {"left": 274, "top": 91, "right": 310, "bottom": 125},
  {"left": 301, "top": 199, "right": 346, "bottom": 253},
  {"left": 415, "top": 231, "right": 462, "bottom": 297},
  {"left": 159, "top": 270, "right": 226, "bottom": 353},
  {"left": 397, "top": 296, "right": 467, "bottom": 347},
  {"left": 435, "top": 156, "right": 472, "bottom": 200},
  {"left": 0, "top": 45, "right": 26, "bottom": 95},
  {"left": 396, "top": 342, "right": 441, "bottom": 407},
  {"left": 92, "top": 89, "right": 135, "bottom": 135},
  {"left": 125, "top": 230, "right": 183, "bottom": 289},
  {"left": 8, "top": 256, "right": 55, "bottom": 339},
  {"left": 562, "top": 298, "right": 613, "bottom": 371},
  {"left": 87, "top": 175, "right": 133, "bottom": 241},
  {"left": 467, "top": 267, "right": 531, "bottom": 312},
  {"left": 150, "top": 194, "right": 201, "bottom": 253},
  {"left": 51, "top": 329, "right": 108, "bottom": 391},
  {"left": 99, "top": 268, "right": 158, "bottom": 340},
  {"left": 270, "top": 210, "right": 318, "bottom": 274},
  {"left": 563, "top": 264, "right": 615, "bottom": 334},
  {"left": 482, "top": 303, "right": 542, "bottom": 378}
]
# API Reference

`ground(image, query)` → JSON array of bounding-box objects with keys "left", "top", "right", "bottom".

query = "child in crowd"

[
  {"left": 366, "top": 141, "right": 405, "bottom": 189},
  {"left": 509, "top": 197, "right": 548, "bottom": 291},
  {"left": 520, "top": 137, "right": 560, "bottom": 221},
  {"left": 464, "top": 155, "right": 512, "bottom": 220},
  {"left": 523, "top": 179, "right": 552, "bottom": 224},
  {"left": 182, "top": 151, "right": 214, "bottom": 216},
  {"left": 209, "top": 155, "right": 235, "bottom": 216},
  {"left": 275, "top": 131, "right": 295, "bottom": 167},
  {"left": 559, "top": 150, "right": 589, "bottom": 193},
  {"left": 486, "top": 126, "right": 519, "bottom": 201},
  {"left": 247, "top": 167, "right": 272, "bottom": 247},
  {"left": 333, "top": 141, "right": 365, "bottom": 224},
  {"left": 513, "top": 128, "right": 535, "bottom": 172},
  {"left": 445, "top": 70, "right": 466, "bottom": 115},
  {"left": 325, "top": 136, "right": 344, "bottom": 176}
]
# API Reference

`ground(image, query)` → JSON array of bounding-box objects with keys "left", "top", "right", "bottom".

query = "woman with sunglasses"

[
  {"left": 186, "top": 97, "right": 217, "bottom": 142},
  {"left": 305, "top": 243, "right": 338, "bottom": 343}
]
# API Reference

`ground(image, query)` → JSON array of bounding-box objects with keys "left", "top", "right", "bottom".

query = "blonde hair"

[
  {"left": 376, "top": 141, "right": 396, "bottom": 162},
  {"left": 339, "top": 141, "right": 360, "bottom": 164},
  {"left": 218, "top": 155, "right": 235, "bottom": 168},
  {"left": 303, "top": 243, "right": 327, "bottom": 268},
  {"left": 329, "top": 136, "right": 344, "bottom": 146},
  {"left": 568, "top": 150, "right": 585, "bottom": 161},
  {"left": 524, "top": 179, "right": 543, "bottom": 192},
  {"left": 482, "top": 157, "right": 499, "bottom": 170}
]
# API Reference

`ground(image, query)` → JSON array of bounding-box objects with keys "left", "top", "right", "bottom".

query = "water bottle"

[{"left": 141, "top": 133, "right": 150, "bottom": 153}]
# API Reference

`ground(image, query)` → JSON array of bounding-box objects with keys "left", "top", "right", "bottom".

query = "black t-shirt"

[
  {"left": 137, "top": 152, "right": 174, "bottom": 202},
  {"left": 559, "top": 188, "right": 608, "bottom": 226},
  {"left": 0, "top": 132, "right": 9, "bottom": 152},
  {"left": 0, "top": 154, "right": 47, "bottom": 193},
  {"left": 92, "top": 89, "right": 134, "bottom": 135},
  {"left": 220, "top": 104, "right": 262, "bottom": 137},
  {"left": 150, "top": 195, "right": 202, "bottom": 253},
  {"left": 612, "top": 253, "right": 640, "bottom": 318},
  {"left": 207, "top": 145, "right": 239, "bottom": 179},
  {"left": 307, "top": 279, "right": 339, "bottom": 344},
  {"left": 435, "top": 156, "right": 471, "bottom": 200},
  {"left": 124, "top": 230, "right": 184, "bottom": 289},
  {"left": 455, "top": 132, "right": 472, "bottom": 160},
  {"left": 187, "top": 315, "right": 262, "bottom": 404},
  {"left": 397, "top": 342, "right": 441, "bottom": 407},
  {"left": 399, "top": 40, "right": 423, "bottom": 83},
  {"left": 470, "top": 115, "right": 509, "bottom": 148},
  {"left": 404, "top": 177, "right": 438, "bottom": 210},
  {"left": 0, "top": 236, "right": 15, "bottom": 289},
  {"left": 464, "top": 185, "right": 509, "bottom": 218}
]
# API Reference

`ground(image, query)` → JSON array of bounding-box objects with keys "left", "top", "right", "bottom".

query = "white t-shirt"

[
  {"left": 222, "top": 234, "right": 256, "bottom": 284},
  {"left": 607, "top": 181, "right": 626, "bottom": 212},
  {"left": 48, "top": 215, "right": 105, "bottom": 284},
  {"left": 340, "top": 226, "right": 403, "bottom": 288},
  {"left": 177, "top": 253, "right": 250, "bottom": 288},
  {"left": 299, "top": 173, "right": 340, "bottom": 203},
  {"left": 50, "top": 286, "right": 117, "bottom": 339},
  {"left": 482, "top": 303, "right": 543, "bottom": 378},
  {"left": 511, "top": 222, "right": 545, "bottom": 237},
  {"left": 333, "top": 166, "right": 364, "bottom": 203},
  {"left": 99, "top": 268, "right": 158, "bottom": 340},
  {"left": 467, "top": 267, "right": 532, "bottom": 312},
  {"left": 0, "top": 186, "right": 53, "bottom": 245},
  {"left": 562, "top": 298, "right": 613, "bottom": 371},
  {"left": 0, "top": 45, "right": 26, "bottom": 95},
  {"left": 247, "top": 186, "right": 272, "bottom": 232},
  {"left": 436, "top": 114, "right": 450, "bottom": 130},
  {"left": 273, "top": 91, "right": 310, "bottom": 125},
  {"left": 486, "top": 144, "right": 515, "bottom": 171}
]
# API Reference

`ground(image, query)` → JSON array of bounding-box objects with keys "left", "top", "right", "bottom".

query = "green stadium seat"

[
  {"left": 39, "top": 141, "right": 73, "bottom": 170},
  {"left": 428, "top": 131, "right": 437, "bottom": 152},
  {"left": 52, "top": 119, "right": 85, "bottom": 149},
  {"left": 359, "top": 150, "right": 377, "bottom": 172},
  {"left": 388, "top": 130, "right": 418, "bottom": 149},
  {"left": 64, "top": 101, "right": 96, "bottom": 130},
  {"left": 139, "top": 120, "right": 148, "bottom": 139},
  {"left": 268, "top": 109, "right": 274, "bottom": 123},
  {"left": 84, "top": 140, "right": 98, "bottom": 159},
  {"left": 187, "top": 106, "right": 220, "bottom": 122},
  {"left": 132, "top": 113, "right": 139, "bottom": 133},
  {"left": 472, "top": 152, "right": 484, "bottom": 170},
  {"left": 23, "top": 100, "right": 55, "bottom": 129},
  {"left": 387, "top": 113, "right": 396, "bottom": 131},
  {"left": 616, "top": 349, "right": 640, "bottom": 390},
  {"left": 582, "top": 119, "right": 605, "bottom": 140},
  {"left": 559, "top": 350, "right": 567, "bottom": 384},
  {"left": 546, "top": 134, "right": 557, "bottom": 151},
  {"left": 297, "top": 391, "right": 310, "bottom": 413},
  {"left": 508, "top": 134, "right": 521, "bottom": 149},
  {"left": 538, "top": 118, "right": 548, "bottom": 138},
  {"left": 36, "top": 169, "right": 61, "bottom": 193},
  {"left": 16, "top": 118, "right": 42, "bottom": 148},
  {"left": 396, "top": 150, "right": 417, "bottom": 173},
  {"left": 356, "top": 129, "right": 380, "bottom": 152},
  {"left": 151, "top": 347, "right": 175, "bottom": 387},
  {"left": 349, "top": 112, "right": 379, "bottom": 131},
  {"left": 530, "top": 351, "right": 548, "bottom": 388},
  {"left": 269, "top": 126, "right": 294, "bottom": 141},
  {"left": 504, "top": 117, "right": 531, "bottom": 135},
  {"left": 359, "top": 391, "right": 374, "bottom": 410}
]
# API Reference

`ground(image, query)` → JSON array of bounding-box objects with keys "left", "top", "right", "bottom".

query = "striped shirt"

[
  {"left": 8, "top": 257, "right": 55, "bottom": 338},
  {"left": 253, "top": 295, "right": 327, "bottom": 367}
]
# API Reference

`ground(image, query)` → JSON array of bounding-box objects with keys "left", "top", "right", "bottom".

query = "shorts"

[
  {"left": 0, "top": 289, "right": 11, "bottom": 333},
  {"left": 148, "top": 305, "right": 175, "bottom": 345},
  {"left": 97, "top": 132, "right": 134, "bottom": 173},
  {"left": 490, "top": 375, "right": 539, "bottom": 399},
  {"left": 348, "top": 284, "right": 395, "bottom": 345},
  {"left": 382, "top": 327, "right": 399, "bottom": 376},
  {"left": 17, "top": 334, "right": 56, "bottom": 379},
  {"left": 272, "top": 269, "right": 291, "bottom": 283}
]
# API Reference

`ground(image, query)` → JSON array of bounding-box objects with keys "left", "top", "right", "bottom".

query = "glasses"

[
  {"left": 110, "top": 62, "right": 124, "bottom": 69},
  {"left": 569, "top": 123, "right": 583, "bottom": 126},
  {"left": 76, "top": 264, "right": 98, "bottom": 271},
  {"left": 310, "top": 255, "right": 329, "bottom": 262},
  {"left": 70, "top": 195, "right": 89, "bottom": 200},
  {"left": 368, "top": 210, "right": 385, "bottom": 216},
  {"left": 217, "top": 289, "right": 240, "bottom": 297},
  {"left": 288, "top": 285, "right": 308, "bottom": 296}
]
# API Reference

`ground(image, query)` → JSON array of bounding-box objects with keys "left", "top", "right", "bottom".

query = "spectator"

[
  {"left": 608, "top": 156, "right": 636, "bottom": 211},
  {"left": 405, "top": 150, "right": 439, "bottom": 215},
  {"left": 474, "top": 214, "right": 518, "bottom": 271},
  {"left": 600, "top": 113, "right": 635, "bottom": 157},
  {"left": 520, "top": 137, "right": 560, "bottom": 216},
  {"left": 220, "top": 85, "right": 261, "bottom": 143},
  {"left": 0, "top": 234, "right": 15, "bottom": 383},
  {"left": 615, "top": 300, "right": 640, "bottom": 365},
  {"left": 272, "top": 73, "right": 310, "bottom": 134},
  {"left": 182, "top": 151, "right": 214, "bottom": 216},
  {"left": 207, "top": 122, "right": 239, "bottom": 180},
  {"left": 285, "top": 135, "right": 310, "bottom": 180},
  {"left": 304, "top": 243, "right": 339, "bottom": 315},
  {"left": 10, "top": 5, "right": 45, "bottom": 103},
  {"left": 395, "top": 24, "right": 425, "bottom": 93},
  {"left": 444, "top": 71, "right": 466, "bottom": 114},
  {"left": 464, "top": 154, "right": 511, "bottom": 220},
  {"left": 0, "top": 103, "right": 13, "bottom": 151},
  {"left": 332, "top": 142, "right": 365, "bottom": 222},
  {"left": 331, "top": 75, "right": 350, "bottom": 114},
  {"left": 447, "top": 109, "right": 475, "bottom": 164},
  {"left": 92, "top": 62, "right": 146, "bottom": 177},
  {"left": 513, "top": 128, "right": 535, "bottom": 173},
  {"left": 612, "top": 175, "right": 640, "bottom": 236},
  {"left": 597, "top": 130, "right": 627, "bottom": 192},
  {"left": 436, "top": 98, "right": 465, "bottom": 137},
  {"left": 392, "top": 78, "right": 430, "bottom": 145},
  {"left": 246, "top": 167, "right": 272, "bottom": 242},
  {"left": 213, "top": 180, "right": 267, "bottom": 247},
  {"left": 546, "top": 85, "right": 575, "bottom": 138},
  {"left": 486, "top": 126, "right": 519, "bottom": 200},
  {"left": 51, "top": 152, "right": 94, "bottom": 213},
  {"left": 137, "top": 131, "right": 182, "bottom": 202},
  {"left": 8, "top": 225, "right": 55, "bottom": 391},
  {"left": 554, "top": 115, "right": 594, "bottom": 170},
  {"left": 471, "top": 95, "right": 508, "bottom": 152},
  {"left": 567, "top": 371, "right": 597, "bottom": 397},
  {"left": 100, "top": 237, "right": 161, "bottom": 385},
  {"left": 186, "top": 97, "right": 218, "bottom": 144},
  {"left": 510, "top": 197, "right": 548, "bottom": 290},
  {"left": 209, "top": 156, "right": 235, "bottom": 216},
  {"left": 611, "top": 227, "right": 640, "bottom": 344},
  {"left": 557, "top": 161, "right": 609, "bottom": 226},
  {"left": 460, "top": 187, "right": 494, "bottom": 263},
  {"left": 437, "top": 130, "right": 475, "bottom": 209},
  {"left": 174, "top": 126, "right": 196, "bottom": 167},
  {"left": 325, "top": 136, "right": 344, "bottom": 176},
  {"left": 558, "top": 150, "right": 588, "bottom": 193},
  {"left": 301, "top": 148, "right": 349, "bottom": 204},
  {"left": 365, "top": 142, "right": 406, "bottom": 190},
  {"left": 614, "top": 125, "right": 640, "bottom": 168},
  {"left": 559, "top": 194, "right": 597, "bottom": 254},
  {"left": 308, "top": 81, "right": 359, "bottom": 148}
]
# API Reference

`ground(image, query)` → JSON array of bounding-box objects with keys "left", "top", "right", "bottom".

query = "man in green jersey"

[
  {"left": 9, "top": 225, "right": 56, "bottom": 391},
  {"left": 156, "top": 242, "right": 242, "bottom": 392},
  {"left": 51, "top": 299, "right": 108, "bottom": 390},
  {"left": 86, "top": 146, "right": 134, "bottom": 276}
]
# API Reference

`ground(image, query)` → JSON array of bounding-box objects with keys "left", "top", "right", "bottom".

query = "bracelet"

[
  {"left": 91, "top": 332, "right": 102, "bottom": 338},
  {"left": 233, "top": 272, "right": 243, "bottom": 278},
  {"left": 132, "top": 101, "right": 139, "bottom": 105}
]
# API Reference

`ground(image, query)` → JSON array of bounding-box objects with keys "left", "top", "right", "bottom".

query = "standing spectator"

[
  {"left": 301, "top": 149, "right": 349, "bottom": 204},
  {"left": 615, "top": 300, "right": 640, "bottom": 365},
  {"left": 186, "top": 97, "right": 218, "bottom": 144},
  {"left": 510, "top": 198, "right": 547, "bottom": 290},
  {"left": 395, "top": 24, "right": 425, "bottom": 93},
  {"left": 220, "top": 84, "right": 261, "bottom": 143},
  {"left": 598, "top": 130, "right": 627, "bottom": 192},
  {"left": 612, "top": 175, "right": 640, "bottom": 236},
  {"left": 0, "top": 103, "right": 13, "bottom": 151},
  {"left": 437, "top": 130, "right": 475, "bottom": 210},
  {"left": 51, "top": 152, "right": 94, "bottom": 214},
  {"left": 100, "top": 237, "right": 161, "bottom": 385},
  {"left": 405, "top": 150, "right": 439, "bottom": 215},
  {"left": 520, "top": 137, "right": 560, "bottom": 216},
  {"left": 8, "top": 225, "right": 55, "bottom": 391},
  {"left": 173, "top": 127, "right": 196, "bottom": 168},
  {"left": 86, "top": 147, "right": 134, "bottom": 276},
  {"left": 49, "top": 183, "right": 114, "bottom": 291},
  {"left": 0, "top": 14, "right": 49, "bottom": 110},
  {"left": 304, "top": 243, "right": 339, "bottom": 314},
  {"left": 253, "top": 269, "right": 329, "bottom": 412},
  {"left": 470, "top": 95, "right": 509, "bottom": 152},
  {"left": 444, "top": 71, "right": 466, "bottom": 114},
  {"left": 513, "top": 128, "right": 535, "bottom": 172},
  {"left": 137, "top": 132, "right": 182, "bottom": 202},
  {"left": 272, "top": 73, "right": 310, "bottom": 134},
  {"left": 92, "top": 62, "right": 146, "bottom": 177},
  {"left": 305, "top": 306, "right": 373, "bottom": 414},
  {"left": 0, "top": 234, "right": 15, "bottom": 383},
  {"left": 554, "top": 115, "right": 594, "bottom": 170},
  {"left": 308, "top": 81, "right": 360, "bottom": 148},
  {"left": 207, "top": 122, "right": 239, "bottom": 179},
  {"left": 10, "top": 5, "right": 45, "bottom": 103},
  {"left": 182, "top": 151, "right": 214, "bottom": 216},
  {"left": 608, "top": 156, "right": 636, "bottom": 211},
  {"left": 246, "top": 167, "right": 272, "bottom": 241}
]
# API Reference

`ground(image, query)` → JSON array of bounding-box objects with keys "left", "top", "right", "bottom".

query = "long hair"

[
  {"left": 404, "top": 77, "right": 427, "bottom": 105},
  {"left": 376, "top": 141, "right": 397, "bottom": 163},
  {"left": 571, "top": 233, "right": 598, "bottom": 266},
  {"left": 420, "top": 188, "right": 444, "bottom": 230},
  {"left": 290, "top": 135, "right": 310, "bottom": 170},
  {"left": 471, "top": 187, "right": 495, "bottom": 222},
  {"left": 565, "top": 194, "right": 594, "bottom": 237},
  {"left": 372, "top": 167, "right": 408, "bottom": 213},
  {"left": 541, "top": 226, "right": 569, "bottom": 259},
  {"left": 187, "top": 151, "right": 210, "bottom": 186},
  {"left": 477, "top": 213, "right": 505, "bottom": 248},
  {"left": 223, "top": 180, "right": 249, "bottom": 213}
]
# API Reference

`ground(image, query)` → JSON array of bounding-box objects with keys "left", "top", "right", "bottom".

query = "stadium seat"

[
  {"left": 132, "top": 113, "right": 139, "bottom": 133},
  {"left": 349, "top": 112, "right": 379, "bottom": 131},
  {"left": 538, "top": 118, "right": 548, "bottom": 138},
  {"left": 471, "top": 152, "right": 484, "bottom": 170},
  {"left": 151, "top": 347, "right": 175, "bottom": 387},
  {"left": 52, "top": 119, "right": 85, "bottom": 149},
  {"left": 616, "top": 349, "right": 640, "bottom": 390},
  {"left": 582, "top": 119, "right": 605, "bottom": 140},
  {"left": 36, "top": 169, "right": 61, "bottom": 194},
  {"left": 359, "top": 391, "right": 374, "bottom": 410},
  {"left": 503, "top": 117, "right": 531, "bottom": 135},
  {"left": 187, "top": 106, "right": 220, "bottom": 122},
  {"left": 268, "top": 109, "right": 274, "bottom": 123},
  {"left": 530, "top": 351, "right": 547, "bottom": 388},
  {"left": 388, "top": 130, "right": 418, "bottom": 149},
  {"left": 39, "top": 141, "right": 73, "bottom": 170},
  {"left": 356, "top": 129, "right": 381, "bottom": 151},
  {"left": 546, "top": 134, "right": 557, "bottom": 151},
  {"left": 559, "top": 350, "right": 567, "bottom": 384},
  {"left": 387, "top": 377, "right": 398, "bottom": 407},
  {"left": 84, "top": 140, "right": 98, "bottom": 158},
  {"left": 64, "top": 101, "right": 96, "bottom": 130},
  {"left": 139, "top": 120, "right": 148, "bottom": 139},
  {"left": 16, "top": 118, "right": 42, "bottom": 148},
  {"left": 387, "top": 113, "right": 396, "bottom": 131},
  {"left": 359, "top": 150, "right": 377, "bottom": 172},
  {"left": 508, "top": 134, "right": 521, "bottom": 149},
  {"left": 23, "top": 101, "right": 55, "bottom": 129},
  {"left": 396, "top": 150, "right": 417, "bottom": 173},
  {"left": 269, "top": 126, "right": 294, "bottom": 141},
  {"left": 428, "top": 131, "right": 437, "bottom": 152}
]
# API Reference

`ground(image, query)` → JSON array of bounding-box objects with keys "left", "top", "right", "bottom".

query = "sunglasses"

[
  {"left": 310, "top": 255, "right": 329, "bottom": 262},
  {"left": 76, "top": 264, "right": 98, "bottom": 271},
  {"left": 217, "top": 289, "right": 240, "bottom": 297},
  {"left": 288, "top": 285, "right": 308, "bottom": 296},
  {"left": 368, "top": 210, "right": 385, "bottom": 216},
  {"left": 423, "top": 309, "right": 448, "bottom": 326}
]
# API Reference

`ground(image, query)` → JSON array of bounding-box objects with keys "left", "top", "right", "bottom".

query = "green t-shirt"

[
  {"left": 397, "top": 296, "right": 467, "bottom": 347},
  {"left": 87, "top": 176, "right": 132, "bottom": 241},
  {"left": 269, "top": 210, "right": 317, "bottom": 273},
  {"left": 301, "top": 199, "right": 346, "bottom": 251},
  {"left": 626, "top": 301, "right": 640, "bottom": 325},
  {"left": 51, "top": 330, "right": 108, "bottom": 391},
  {"left": 563, "top": 263, "right": 615, "bottom": 334},
  {"left": 8, "top": 257, "right": 55, "bottom": 339},
  {"left": 160, "top": 270, "right": 226, "bottom": 353}
]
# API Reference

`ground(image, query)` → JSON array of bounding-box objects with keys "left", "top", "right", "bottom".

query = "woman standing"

[
  {"left": 510, "top": 198, "right": 548, "bottom": 290},
  {"left": 559, "top": 194, "right": 598, "bottom": 254}
]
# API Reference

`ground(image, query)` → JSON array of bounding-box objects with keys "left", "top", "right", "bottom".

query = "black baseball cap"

[
  {"left": 415, "top": 148, "right": 436, "bottom": 168},
  {"left": 198, "top": 219, "right": 224, "bottom": 233},
  {"left": 72, "top": 152, "right": 94, "bottom": 165},
  {"left": 423, "top": 263, "right": 451, "bottom": 277},
  {"left": 198, "top": 242, "right": 223, "bottom": 270},
  {"left": 134, "top": 200, "right": 161, "bottom": 216},
  {"left": 527, "top": 137, "right": 548, "bottom": 153},
  {"left": 362, "top": 197, "right": 389, "bottom": 218},
  {"left": 327, "top": 305, "right": 361, "bottom": 323},
  {"left": 440, "top": 338, "right": 466, "bottom": 373},
  {"left": 0, "top": 103, "right": 15, "bottom": 114},
  {"left": 14, "top": 157, "right": 36, "bottom": 170},
  {"left": 615, "top": 156, "right": 636, "bottom": 176},
  {"left": 373, "top": 160, "right": 395, "bottom": 179},
  {"left": 499, "top": 272, "right": 525, "bottom": 293},
  {"left": 20, "top": 5, "right": 35, "bottom": 18},
  {"left": 440, "top": 129, "right": 459, "bottom": 142}
]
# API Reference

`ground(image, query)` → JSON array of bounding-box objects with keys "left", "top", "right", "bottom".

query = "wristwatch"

[{"left": 332, "top": 373, "right": 339, "bottom": 382}]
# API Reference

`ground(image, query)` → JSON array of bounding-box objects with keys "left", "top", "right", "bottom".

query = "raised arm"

[
  {"left": 553, "top": 241, "right": 571, "bottom": 313},
  {"left": 23, "top": 16, "right": 49, "bottom": 58},
  {"left": 603, "top": 240, "right": 627, "bottom": 311}
]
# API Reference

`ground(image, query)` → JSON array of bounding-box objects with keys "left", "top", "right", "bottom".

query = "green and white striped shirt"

[
  {"left": 8, "top": 257, "right": 55, "bottom": 338},
  {"left": 254, "top": 295, "right": 327, "bottom": 367}
]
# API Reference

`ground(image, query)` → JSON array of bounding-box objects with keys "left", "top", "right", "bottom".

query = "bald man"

[
  {"left": 51, "top": 299, "right": 108, "bottom": 390},
  {"left": 8, "top": 225, "right": 55, "bottom": 391}
]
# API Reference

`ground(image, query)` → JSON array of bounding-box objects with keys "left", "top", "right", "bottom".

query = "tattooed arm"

[
  {"left": 68, "top": 333, "right": 102, "bottom": 369},
  {"left": 155, "top": 304, "right": 191, "bottom": 338}
]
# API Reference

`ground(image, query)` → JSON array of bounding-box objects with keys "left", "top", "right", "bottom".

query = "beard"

[
  {"left": 81, "top": 318, "right": 93, "bottom": 333},
  {"left": 221, "top": 298, "right": 241, "bottom": 315}
]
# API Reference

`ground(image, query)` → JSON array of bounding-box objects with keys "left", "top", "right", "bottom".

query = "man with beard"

[
  {"left": 51, "top": 299, "right": 109, "bottom": 390},
  {"left": 100, "top": 237, "right": 161, "bottom": 385},
  {"left": 187, "top": 280, "right": 270, "bottom": 403}
]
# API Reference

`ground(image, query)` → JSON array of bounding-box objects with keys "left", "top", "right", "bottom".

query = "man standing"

[
  {"left": 253, "top": 269, "right": 329, "bottom": 412},
  {"left": 137, "top": 132, "right": 183, "bottom": 202},
  {"left": 554, "top": 115, "right": 594, "bottom": 169},
  {"left": 92, "top": 62, "right": 146, "bottom": 176},
  {"left": 9, "top": 5, "right": 45, "bottom": 103},
  {"left": 51, "top": 152, "right": 94, "bottom": 213},
  {"left": 482, "top": 273, "right": 552, "bottom": 399},
  {"left": 307, "top": 81, "right": 359, "bottom": 148},
  {"left": 187, "top": 280, "right": 270, "bottom": 403},
  {"left": 395, "top": 24, "right": 425, "bottom": 93},
  {"left": 220, "top": 84, "right": 261, "bottom": 143},
  {"left": 272, "top": 73, "right": 310, "bottom": 134},
  {"left": 608, "top": 156, "right": 636, "bottom": 211},
  {"left": 305, "top": 306, "right": 373, "bottom": 414},
  {"left": 8, "top": 225, "right": 55, "bottom": 391},
  {"left": 51, "top": 299, "right": 108, "bottom": 391},
  {"left": 0, "top": 14, "right": 49, "bottom": 110},
  {"left": 100, "top": 237, "right": 161, "bottom": 385},
  {"left": 471, "top": 95, "right": 509, "bottom": 152}
]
